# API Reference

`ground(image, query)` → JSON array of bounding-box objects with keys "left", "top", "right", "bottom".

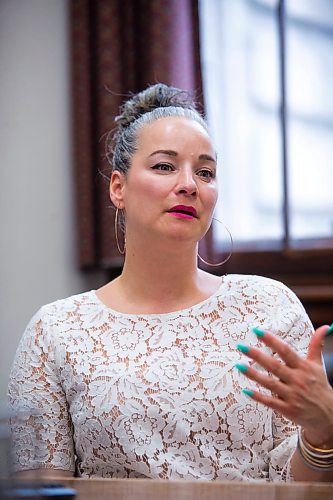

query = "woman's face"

[{"left": 112, "top": 116, "right": 218, "bottom": 244}]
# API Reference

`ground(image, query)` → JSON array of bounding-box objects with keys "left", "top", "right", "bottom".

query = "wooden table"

[
  {"left": 57, "top": 478, "right": 333, "bottom": 500},
  {"left": 2, "top": 477, "right": 333, "bottom": 499}
]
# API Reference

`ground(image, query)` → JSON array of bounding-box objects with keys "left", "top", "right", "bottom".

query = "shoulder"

[
  {"left": 25, "top": 289, "right": 98, "bottom": 332},
  {"left": 16, "top": 290, "right": 101, "bottom": 358},
  {"left": 222, "top": 274, "right": 303, "bottom": 307},
  {"left": 224, "top": 273, "right": 295, "bottom": 294},
  {"left": 39, "top": 289, "right": 97, "bottom": 315},
  {"left": 222, "top": 274, "right": 312, "bottom": 341}
]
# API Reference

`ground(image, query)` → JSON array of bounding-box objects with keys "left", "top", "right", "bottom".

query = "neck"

[
  {"left": 97, "top": 233, "right": 222, "bottom": 314},
  {"left": 119, "top": 235, "right": 202, "bottom": 305}
]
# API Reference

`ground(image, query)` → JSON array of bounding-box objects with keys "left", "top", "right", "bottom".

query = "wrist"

[
  {"left": 297, "top": 428, "right": 333, "bottom": 471},
  {"left": 303, "top": 427, "right": 333, "bottom": 450}
]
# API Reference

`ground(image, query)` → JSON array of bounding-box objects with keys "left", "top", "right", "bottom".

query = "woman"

[{"left": 8, "top": 84, "right": 333, "bottom": 482}]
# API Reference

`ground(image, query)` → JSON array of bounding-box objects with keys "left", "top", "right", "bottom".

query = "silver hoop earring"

[
  {"left": 115, "top": 207, "right": 125, "bottom": 255},
  {"left": 198, "top": 218, "right": 233, "bottom": 267}
]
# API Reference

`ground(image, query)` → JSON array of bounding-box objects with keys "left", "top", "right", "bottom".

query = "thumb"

[{"left": 307, "top": 325, "right": 332, "bottom": 364}]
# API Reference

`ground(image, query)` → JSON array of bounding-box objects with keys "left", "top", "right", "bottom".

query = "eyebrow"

[{"left": 149, "top": 149, "right": 217, "bottom": 162}]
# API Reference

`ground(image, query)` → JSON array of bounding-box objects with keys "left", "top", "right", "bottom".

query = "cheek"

[
  {"left": 205, "top": 184, "right": 218, "bottom": 210},
  {"left": 139, "top": 177, "right": 170, "bottom": 199},
  {"left": 124, "top": 176, "right": 169, "bottom": 212}
]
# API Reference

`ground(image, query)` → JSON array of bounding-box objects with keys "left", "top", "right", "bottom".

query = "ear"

[{"left": 109, "top": 170, "right": 126, "bottom": 208}]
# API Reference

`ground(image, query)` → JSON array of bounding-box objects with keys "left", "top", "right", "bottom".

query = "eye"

[
  {"left": 197, "top": 169, "right": 215, "bottom": 180},
  {"left": 151, "top": 163, "right": 174, "bottom": 172}
]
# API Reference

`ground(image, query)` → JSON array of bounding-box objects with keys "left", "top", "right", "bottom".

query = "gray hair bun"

[{"left": 115, "top": 83, "right": 199, "bottom": 130}]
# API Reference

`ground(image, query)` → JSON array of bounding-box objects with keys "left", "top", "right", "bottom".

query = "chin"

[{"left": 164, "top": 227, "right": 204, "bottom": 243}]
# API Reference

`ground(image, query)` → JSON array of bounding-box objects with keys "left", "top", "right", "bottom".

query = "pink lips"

[{"left": 167, "top": 205, "right": 198, "bottom": 219}]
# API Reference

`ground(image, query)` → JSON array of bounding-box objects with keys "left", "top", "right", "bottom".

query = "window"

[
  {"left": 199, "top": 0, "right": 333, "bottom": 249},
  {"left": 199, "top": 0, "right": 333, "bottom": 328}
]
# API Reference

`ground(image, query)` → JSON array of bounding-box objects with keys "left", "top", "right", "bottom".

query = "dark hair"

[{"left": 106, "top": 83, "right": 208, "bottom": 175}]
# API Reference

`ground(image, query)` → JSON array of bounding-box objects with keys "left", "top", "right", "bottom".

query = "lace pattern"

[{"left": 8, "top": 274, "right": 312, "bottom": 481}]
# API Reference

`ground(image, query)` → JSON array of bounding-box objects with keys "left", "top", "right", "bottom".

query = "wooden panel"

[{"left": 50, "top": 478, "right": 333, "bottom": 500}]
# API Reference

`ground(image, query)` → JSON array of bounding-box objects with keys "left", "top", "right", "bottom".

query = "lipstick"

[{"left": 167, "top": 205, "right": 198, "bottom": 219}]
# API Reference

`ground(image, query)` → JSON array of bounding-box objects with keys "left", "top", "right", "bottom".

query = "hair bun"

[{"left": 115, "top": 83, "right": 197, "bottom": 129}]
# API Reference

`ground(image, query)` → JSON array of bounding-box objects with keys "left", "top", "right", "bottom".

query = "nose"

[{"left": 175, "top": 167, "right": 197, "bottom": 197}]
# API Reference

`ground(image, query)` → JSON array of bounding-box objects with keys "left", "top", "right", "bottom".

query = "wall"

[{"left": 0, "top": 0, "right": 105, "bottom": 400}]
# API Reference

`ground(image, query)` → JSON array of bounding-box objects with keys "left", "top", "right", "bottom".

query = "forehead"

[{"left": 135, "top": 116, "right": 214, "bottom": 153}]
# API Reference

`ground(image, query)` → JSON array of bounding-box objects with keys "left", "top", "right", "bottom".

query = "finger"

[
  {"left": 242, "top": 388, "right": 290, "bottom": 414},
  {"left": 252, "top": 327, "right": 301, "bottom": 368},
  {"left": 307, "top": 324, "right": 333, "bottom": 364},
  {"left": 235, "top": 363, "right": 290, "bottom": 400},
  {"left": 236, "top": 343, "right": 293, "bottom": 383}
]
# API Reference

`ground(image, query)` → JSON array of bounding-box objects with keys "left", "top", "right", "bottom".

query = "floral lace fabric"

[{"left": 8, "top": 274, "right": 313, "bottom": 481}]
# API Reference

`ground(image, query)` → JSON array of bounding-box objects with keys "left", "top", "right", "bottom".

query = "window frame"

[{"left": 199, "top": 0, "right": 333, "bottom": 326}]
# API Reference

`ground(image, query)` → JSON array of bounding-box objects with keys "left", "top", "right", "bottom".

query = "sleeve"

[
  {"left": 266, "top": 282, "right": 313, "bottom": 481},
  {"left": 7, "top": 307, "right": 76, "bottom": 473}
]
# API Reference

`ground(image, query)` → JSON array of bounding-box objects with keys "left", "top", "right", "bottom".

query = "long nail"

[
  {"left": 242, "top": 389, "right": 254, "bottom": 398},
  {"left": 236, "top": 343, "right": 250, "bottom": 354},
  {"left": 325, "top": 323, "right": 333, "bottom": 336},
  {"left": 252, "top": 327, "right": 265, "bottom": 337},
  {"left": 234, "top": 363, "right": 248, "bottom": 373}
]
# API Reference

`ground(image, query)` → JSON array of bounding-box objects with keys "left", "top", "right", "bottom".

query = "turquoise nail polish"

[
  {"left": 252, "top": 327, "right": 265, "bottom": 337},
  {"left": 242, "top": 389, "right": 254, "bottom": 398},
  {"left": 236, "top": 343, "right": 250, "bottom": 354},
  {"left": 326, "top": 323, "right": 333, "bottom": 336},
  {"left": 235, "top": 363, "right": 248, "bottom": 373}
]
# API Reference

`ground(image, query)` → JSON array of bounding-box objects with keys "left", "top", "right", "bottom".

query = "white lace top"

[{"left": 8, "top": 274, "right": 313, "bottom": 481}]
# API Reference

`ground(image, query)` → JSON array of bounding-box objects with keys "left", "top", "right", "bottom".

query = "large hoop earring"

[
  {"left": 115, "top": 207, "right": 125, "bottom": 255},
  {"left": 198, "top": 218, "right": 233, "bottom": 267}
]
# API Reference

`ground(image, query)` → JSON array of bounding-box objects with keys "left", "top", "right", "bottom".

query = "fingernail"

[
  {"left": 252, "top": 327, "right": 265, "bottom": 337},
  {"left": 242, "top": 389, "right": 254, "bottom": 398},
  {"left": 325, "top": 323, "right": 333, "bottom": 336},
  {"left": 236, "top": 343, "right": 250, "bottom": 354},
  {"left": 234, "top": 363, "right": 248, "bottom": 373}
]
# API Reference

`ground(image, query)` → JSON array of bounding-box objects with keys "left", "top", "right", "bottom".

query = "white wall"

[{"left": 0, "top": 0, "right": 105, "bottom": 400}]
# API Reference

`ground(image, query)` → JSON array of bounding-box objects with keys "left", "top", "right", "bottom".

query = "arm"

[
  {"left": 291, "top": 446, "right": 333, "bottom": 482},
  {"left": 8, "top": 308, "right": 76, "bottom": 476}
]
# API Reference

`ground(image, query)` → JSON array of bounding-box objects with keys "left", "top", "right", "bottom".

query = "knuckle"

[
  {"left": 279, "top": 343, "right": 290, "bottom": 359},
  {"left": 271, "top": 359, "right": 284, "bottom": 376},
  {"left": 293, "top": 373, "right": 317, "bottom": 390},
  {"left": 307, "top": 375, "right": 317, "bottom": 385},
  {"left": 268, "top": 377, "right": 280, "bottom": 394}
]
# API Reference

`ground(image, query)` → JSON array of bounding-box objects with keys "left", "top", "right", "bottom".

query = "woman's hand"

[{"left": 236, "top": 324, "right": 333, "bottom": 448}]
